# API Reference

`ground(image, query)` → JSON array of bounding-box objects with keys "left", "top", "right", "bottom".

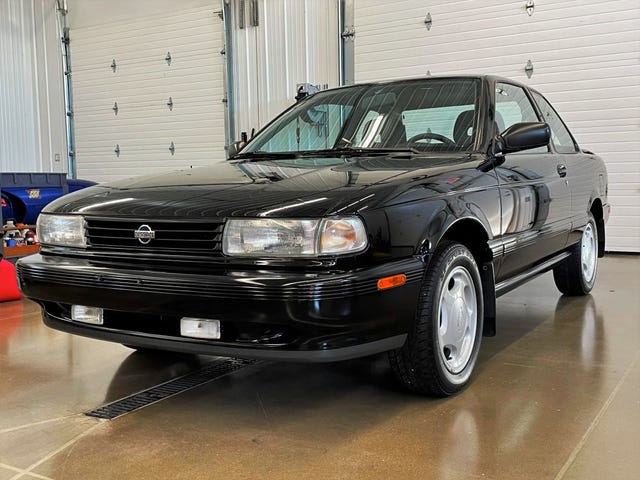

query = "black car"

[{"left": 17, "top": 76, "right": 609, "bottom": 396}]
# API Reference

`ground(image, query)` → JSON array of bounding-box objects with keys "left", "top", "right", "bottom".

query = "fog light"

[
  {"left": 180, "top": 318, "right": 221, "bottom": 339},
  {"left": 71, "top": 305, "right": 104, "bottom": 325}
]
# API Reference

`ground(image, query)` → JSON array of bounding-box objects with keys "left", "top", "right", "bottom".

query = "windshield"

[{"left": 242, "top": 78, "right": 480, "bottom": 155}]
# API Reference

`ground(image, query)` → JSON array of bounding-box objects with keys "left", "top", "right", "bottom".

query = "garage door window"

[{"left": 531, "top": 91, "right": 578, "bottom": 154}]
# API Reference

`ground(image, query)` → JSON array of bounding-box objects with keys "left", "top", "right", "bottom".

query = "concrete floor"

[{"left": 0, "top": 255, "right": 638, "bottom": 480}]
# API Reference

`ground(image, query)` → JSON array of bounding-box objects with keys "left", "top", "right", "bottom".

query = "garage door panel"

[
  {"left": 74, "top": 65, "right": 222, "bottom": 93},
  {"left": 75, "top": 122, "right": 224, "bottom": 141},
  {"left": 72, "top": 44, "right": 222, "bottom": 75},
  {"left": 74, "top": 88, "right": 224, "bottom": 108},
  {"left": 561, "top": 109, "right": 638, "bottom": 124},
  {"left": 607, "top": 237, "right": 640, "bottom": 253},
  {"left": 73, "top": 83, "right": 223, "bottom": 103},
  {"left": 526, "top": 77, "right": 639, "bottom": 97},
  {"left": 356, "top": 12, "right": 637, "bottom": 50},
  {"left": 595, "top": 163, "right": 640, "bottom": 174},
  {"left": 74, "top": 130, "right": 223, "bottom": 145},
  {"left": 576, "top": 138, "right": 640, "bottom": 152},
  {"left": 607, "top": 172, "right": 640, "bottom": 185},
  {"left": 556, "top": 99, "right": 640, "bottom": 114},
  {"left": 604, "top": 224, "right": 640, "bottom": 238},
  {"left": 74, "top": 110, "right": 223, "bottom": 127},
  {"left": 72, "top": 48, "right": 219, "bottom": 73},
  {"left": 540, "top": 86, "right": 638, "bottom": 104},
  {"left": 611, "top": 206, "right": 640, "bottom": 217},
  {"left": 77, "top": 144, "right": 223, "bottom": 156},
  {"left": 358, "top": 61, "right": 638, "bottom": 86},
  {"left": 71, "top": 10, "right": 217, "bottom": 49}
]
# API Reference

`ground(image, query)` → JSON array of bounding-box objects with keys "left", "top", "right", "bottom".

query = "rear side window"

[
  {"left": 495, "top": 83, "right": 547, "bottom": 154},
  {"left": 531, "top": 91, "right": 578, "bottom": 154}
]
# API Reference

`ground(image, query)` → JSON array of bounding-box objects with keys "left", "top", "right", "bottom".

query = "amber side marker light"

[{"left": 377, "top": 274, "right": 407, "bottom": 291}]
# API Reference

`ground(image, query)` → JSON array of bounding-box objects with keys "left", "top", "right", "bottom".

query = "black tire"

[
  {"left": 389, "top": 241, "right": 484, "bottom": 397},
  {"left": 553, "top": 213, "right": 598, "bottom": 296}
]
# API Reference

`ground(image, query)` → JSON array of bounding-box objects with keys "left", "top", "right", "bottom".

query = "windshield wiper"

[
  {"left": 296, "top": 147, "right": 422, "bottom": 157},
  {"left": 231, "top": 146, "right": 421, "bottom": 161},
  {"left": 231, "top": 151, "right": 299, "bottom": 160}
]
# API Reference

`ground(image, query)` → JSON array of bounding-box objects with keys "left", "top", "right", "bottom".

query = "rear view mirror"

[
  {"left": 496, "top": 122, "right": 550, "bottom": 155},
  {"left": 227, "top": 140, "right": 246, "bottom": 158}
]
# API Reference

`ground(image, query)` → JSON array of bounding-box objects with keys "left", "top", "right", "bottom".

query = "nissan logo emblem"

[{"left": 134, "top": 224, "right": 155, "bottom": 244}]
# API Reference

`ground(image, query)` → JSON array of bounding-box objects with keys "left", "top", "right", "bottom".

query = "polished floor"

[{"left": 0, "top": 255, "right": 638, "bottom": 480}]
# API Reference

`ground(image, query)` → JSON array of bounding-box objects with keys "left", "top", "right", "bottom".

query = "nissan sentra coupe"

[{"left": 17, "top": 75, "right": 609, "bottom": 396}]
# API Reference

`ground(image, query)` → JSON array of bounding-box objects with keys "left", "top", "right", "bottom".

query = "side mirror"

[{"left": 496, "top": 122, "right": 550, "bottom": 155}]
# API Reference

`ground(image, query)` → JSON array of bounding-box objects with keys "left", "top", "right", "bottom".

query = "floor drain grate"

[{"left": 85, "top": 358, "right": 258, "bottom": 420}]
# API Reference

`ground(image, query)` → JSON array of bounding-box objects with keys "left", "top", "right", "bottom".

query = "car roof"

[
  {"left": 321, "top": 74, "right": 532, "bottom": 93},
  {"left": 375, "top": 74, "right": 528, "bottom": 87}
]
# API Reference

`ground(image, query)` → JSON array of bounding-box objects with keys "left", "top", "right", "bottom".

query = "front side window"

[
  {"left": 244, "top": 78, "right": 480, "bottom": 154},
  {"left": 495, "top": 83, "right": 547, "bottom": 154},
  {"left": 531, "top": 91, "right": 578, "bottom": 154}
]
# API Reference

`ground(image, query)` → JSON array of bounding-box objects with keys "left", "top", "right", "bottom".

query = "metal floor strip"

[{"left": 85, "top": 358, "right": 258, "bottom": 420}]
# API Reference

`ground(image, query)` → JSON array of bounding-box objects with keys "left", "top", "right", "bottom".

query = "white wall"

[
  {"left": 231, "top": 0, "right": 341, "bottom": 139},
  {"left": 0, "top": 0, "right": 67, "bottom": 174}
]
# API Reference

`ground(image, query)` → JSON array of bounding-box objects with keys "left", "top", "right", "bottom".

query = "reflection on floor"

[{"left": 0, "top": 255, "right": 638, "bottom": 480}]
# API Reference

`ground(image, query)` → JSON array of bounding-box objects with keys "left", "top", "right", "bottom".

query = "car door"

[
  {"left": 493, "top": 82, "right": 572, "bottom": 281},
  {"left": 530, "top": 90, "right": 596, "bottom": 244}
]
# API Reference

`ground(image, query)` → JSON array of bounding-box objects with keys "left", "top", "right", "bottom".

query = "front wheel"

[
  {"left": 389, "top": 241, "right": 484, "bottom": 396},
  {"left": 553, "top": 214, "right": 598, "bottom": 296}
]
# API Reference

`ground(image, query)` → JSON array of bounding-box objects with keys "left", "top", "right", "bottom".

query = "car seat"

[{"left": 453, "top": 110, "right": 475, "bottom": 148}]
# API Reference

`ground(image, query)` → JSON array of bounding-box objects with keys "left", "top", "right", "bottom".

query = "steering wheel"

[{"left": 407, "top": 132, "right": 456, "bottom": 147}]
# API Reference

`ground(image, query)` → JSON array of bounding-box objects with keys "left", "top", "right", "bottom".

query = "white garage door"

[
  {"left": 71, "top": 5, "right": 226, "bottom": 184},
  {"left": 354, "top": 0, "right": 640, "bottom": 252}
]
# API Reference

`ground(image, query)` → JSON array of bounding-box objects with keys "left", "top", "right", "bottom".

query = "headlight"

[
  {"left": 37, "top": 214, "right": 86, "bottom": 248},
  {"left": 223, "top": 217, "right": 367, "bottom": 257}
]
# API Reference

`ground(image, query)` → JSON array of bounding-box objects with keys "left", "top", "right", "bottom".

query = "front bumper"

[{"left": 17, "top": 254, "right": 425, "bottom": 362}]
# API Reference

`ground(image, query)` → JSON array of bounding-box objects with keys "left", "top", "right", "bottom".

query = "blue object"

[
  {"left": 2, "top": 187, "right": 68, "bottom": 224},
  {"left": 1, "top": 193, "right": 15, "bottom": 222},
  {"left": 67, "top": 179, "right": 97, "bottom": 193},
  {"left": 1, "top": 173, "right": 96, "bottom": 225}
]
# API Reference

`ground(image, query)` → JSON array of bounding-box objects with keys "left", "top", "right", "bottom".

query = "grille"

[{"left": 85, "top": 217, "right": 225, "bottom": 257}]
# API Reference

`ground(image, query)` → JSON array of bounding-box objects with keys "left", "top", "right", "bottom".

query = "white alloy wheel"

[
  {"left": 388, "top": 241, "right": 483, "bottom": 396},
  {"left": 437, "top": 266, "right": 478, "bottom": 375},
  {"left": 553, "top": 213, "right": 599, "bottom": 296},
  {"left": 581, "top": 222, "right": 597, "bottom": 284}
]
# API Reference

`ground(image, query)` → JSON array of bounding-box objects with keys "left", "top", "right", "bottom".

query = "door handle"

[{"left": 557, "top": 164, "right": 567, "bottom": 177}]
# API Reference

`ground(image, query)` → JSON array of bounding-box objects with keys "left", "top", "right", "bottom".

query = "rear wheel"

[
  {"left": 389, "top": 241, "right": 483, "bottom": 396},
  {"left": 553, "top": 213, "right": 598, "bottom": 296}
]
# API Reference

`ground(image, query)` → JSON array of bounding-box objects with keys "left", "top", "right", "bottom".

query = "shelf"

[
  {"left": 3, "top": 225, "right": 36, "bottom": 233},
  {"left": 3, "top": 245, "right": 39, "bottom": 258}
]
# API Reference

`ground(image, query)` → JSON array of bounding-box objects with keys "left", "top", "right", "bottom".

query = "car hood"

[{"left": 45, "top": 154, "right": 483, "bottom": 218}]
